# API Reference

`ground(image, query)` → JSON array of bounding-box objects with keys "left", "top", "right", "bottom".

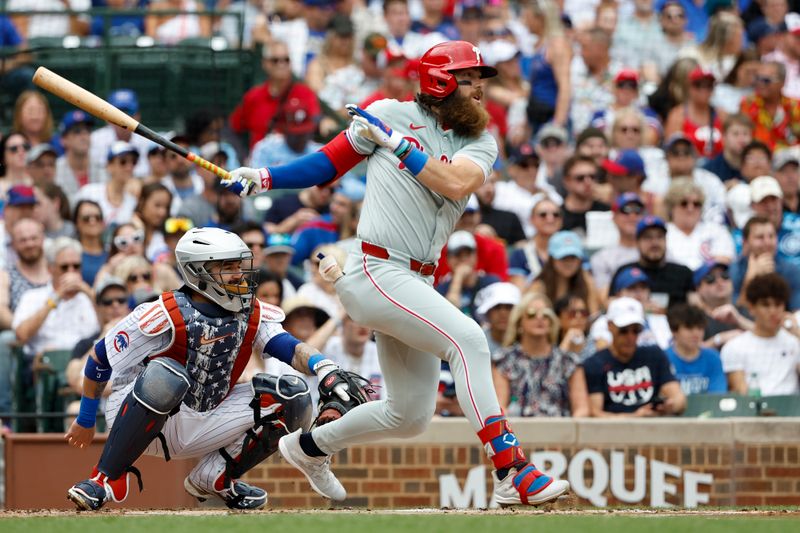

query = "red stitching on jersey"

[{"left": 360, "top": 255, "right": 483, "bottom": 425}]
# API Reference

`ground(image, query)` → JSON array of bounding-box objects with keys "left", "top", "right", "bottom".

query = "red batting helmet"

[{"left": 418, "top": 41, "right": 498, "bottom": 98}]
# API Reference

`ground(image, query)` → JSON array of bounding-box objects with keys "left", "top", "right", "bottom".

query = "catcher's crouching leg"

[
  {"left": 185, "top": 374, "right": 312, "bottom": 510},
  {"left": 67, "top": 358, "right": 190, "bottom": 511}
]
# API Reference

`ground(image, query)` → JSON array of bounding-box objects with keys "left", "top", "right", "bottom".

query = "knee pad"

[
  {"left": 218, "top": 374, "right": 312, "bottom": 486},
  {"left": 133, "top": 357, "right": 190, "bottom": 414}
]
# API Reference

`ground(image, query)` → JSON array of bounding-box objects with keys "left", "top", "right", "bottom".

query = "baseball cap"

[
  {"left": 689, "top": 66, "right": 715, "bottom": 83},
  {"left": 363, "top": 32, "right": 388, "bottom": 58},
  {"left": 507, "top": 142, "right": 539, "bottom": 166},
  {"left": 95, "top": 276, "right": 127, "bottom": 304},
  {"left": 749, "top": 18, "right": 782, "bottom": 43},
  {"left": 475, "top": 282, "right": 521, "bottom": 320},
  {"left": 200, "top": 141, "right": 227, "bottom": 161},
  {"left": 282, "top": 296, "right": 330, "bottom": 327},
  {"left": 25, "top": 143, "right": 56, "bottom": 164},
  {"left": 535, "top": 123, "right": 568, "bottom": 146},
  {"left": 303, "top": 0, "right": 338, "bottom": 6},
  {"left": 614, "top": 69, "right": 639, "bottom": 85},
  {"left": 60, "top": 110, "right": 94, "bottom": 134},
  {"left": 606, "top": 296, "right": 645, "bottom": 328},
  {"left": 464, "top": 194, "right": 480, "bottom": 213},
  {"left": 335, "top": 176, "right": 366, "bottom": 202},
  {"left": 265, "top": 233, "right": 295, "bottom": 256},
  {"left": 612, "top": 266, "right": 650, "bottom": 294},
  {"left": 108, "top": 89, "right": 139, "bottom": 115},
  {"left": 636, "top": 215, "right": 667, "bottom": 238},
  {"left": 772, "top": 148, "right": 800, "bottom": 171},
  {"left": 786, "top": 12, "right": 800, "bottom": 35},
  {"left": 6, "top": 185, "right": 37, "bottom": 206},
  {"left": 107, "top": 140, "right": 139, "bottom": 162},
  {"left": 447, "top": 230, "right": 477, "bottom": 253},
  {"left": 282, "top": 97, "right": 318, "bottom": 135},
  {"left": 750, "top": 175, "right": 784, "bottom": 203},
  {"left": 170, "top": 133, "right": 191, "bottom": 145},
  {"left": 693, "top": 260, "right": 729, "bottom": 287},
  {"left": 482, "top": 39, "right": 520, "bottom": 67},
  {"left": 727, "top": 183, "right": 753, "bottom": 229},
  {"left": 548, "top": 230, "right": 584, "bottom": 260},
  {"left": 612, "top": 192, "right": 644, "bottom": 212},
  {"left": 665, "top": 133, "right": 695, "bottom": 153},
  {"left": 328, "top": 13, "right": 354, "bottom": 36},
  {"left": 602, "top": 149, "right": 645, "bottom": 177}
]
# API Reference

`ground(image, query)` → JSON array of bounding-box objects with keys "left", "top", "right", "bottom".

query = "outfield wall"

[{"left": 2, "top": 418, "right": 800, "bottom": 509}]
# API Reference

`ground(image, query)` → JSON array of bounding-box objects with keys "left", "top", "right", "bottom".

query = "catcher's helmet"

[
  {"left": 175, "top": 227, "right": 256, "bottom": 312},
  {"left": 418, "top": 41, "right": 498, "bottom": 98}
]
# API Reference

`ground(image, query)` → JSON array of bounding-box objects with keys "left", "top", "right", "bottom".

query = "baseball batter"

[
  {"left": 224, "top": 41, "right": 570, "bottom": 506},
  {"left": 64, "top": 227, "right": 353, "bottom": 511}
]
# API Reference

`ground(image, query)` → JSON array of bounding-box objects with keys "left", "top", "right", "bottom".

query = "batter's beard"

[{"left": 415, "top": 90, "right": 490, "bottom": 138}]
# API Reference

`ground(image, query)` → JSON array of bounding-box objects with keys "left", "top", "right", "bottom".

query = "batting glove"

[
  {"left": 312, "top": 358, "right": 351, "bottom": 402},
  {"left": 317, "top": 252, "right": 344, "bottom": 283},
  {"left": 220, "top": 166, "right": 272, "bottom": 197},
  {"left": 346, "top": 104, "right": 408, "bottom": 155}
]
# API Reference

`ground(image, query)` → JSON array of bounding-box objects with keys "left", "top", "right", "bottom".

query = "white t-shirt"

[
  {"left": 666, "top": 221, "right": 735, "bottom": 271},
  {"left": 75, "top": 183, "right": 138, "bottom": 226},
  {"left": 8, "top": 0, "right": 90, "bottom": 39},
  {"left": 721, "top": 330, "right": 800, "bottom": 396},
  {"left": 323, "top": 335, "right": 384, "bottom": 400},
  {"left": 12, "top": 284, "right": 99, "bottom": 357},
  {"left": 296, "top": 282, "right": 342, "bottom": 322},
  {"left": 493, "top": 181, "right": 561, "bottom": 238}
]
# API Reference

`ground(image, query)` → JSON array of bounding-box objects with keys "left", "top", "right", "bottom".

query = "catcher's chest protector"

[{"left": 156, "top": 291, "right": 261, "bottom": 412}]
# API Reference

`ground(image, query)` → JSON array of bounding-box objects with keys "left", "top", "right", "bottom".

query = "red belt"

[{"left": 361, "top": 241, "right": 437, "bottom": 276}]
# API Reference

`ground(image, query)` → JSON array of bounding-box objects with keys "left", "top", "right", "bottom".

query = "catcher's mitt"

[{"left": 315, "top": 370, "right": 375, "bottom": 426}]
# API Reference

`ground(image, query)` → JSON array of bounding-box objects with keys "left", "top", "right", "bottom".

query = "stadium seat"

[
  {"left": 681, "top": 393, "right": 759, "bottom": 418},
  {"left": 756, "top": 395, "right": 800, "bottom": 417},
  {"left": 33, "top": 349, "right": 78, "bottom": 433},
  {"left": 11, "top": 346, "right": 36, "bottom": 433}
]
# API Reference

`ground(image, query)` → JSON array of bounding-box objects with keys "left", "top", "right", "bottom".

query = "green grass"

[{"left": 1, "top": 513, "right": 799, "bottom": 533}]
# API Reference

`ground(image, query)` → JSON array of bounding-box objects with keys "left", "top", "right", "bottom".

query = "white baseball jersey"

[{"left": 347, "top": 99, "right": 498, "bottom": 262}]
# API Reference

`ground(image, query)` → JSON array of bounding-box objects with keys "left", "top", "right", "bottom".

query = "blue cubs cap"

[
  {"left": 693, "top": 261, "right": 729, "bottom": 287},
  {"left": 107, "top": 140, "right": 139, "bottom": 162},
  {"left": 108, "top": 89, "right": 139, "bottom": 114},
  {"left": 603, "top": 149, "right": 645, "bottom": 177},
  {"left": 612, "top": 192, "right": 644, "bottom": 212},
  {"left": 6, "top": 185, "right": 37, "bottom": 206},
  {"left": 60, "top": 109, "right": 94, "bottom": 134},
  {"left": 636, "top": 215, "right": 667, "bottom": 238},
  {"left": 613, "top": 266, "right": 650, "bottom": 294},
  {"left": 548, "top": 230, "right": 584, "bottom": 260}
]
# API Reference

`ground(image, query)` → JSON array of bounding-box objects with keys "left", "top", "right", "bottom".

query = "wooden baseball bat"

[{"left": 32, "top": 66, "right": 230, "bottom": 180}]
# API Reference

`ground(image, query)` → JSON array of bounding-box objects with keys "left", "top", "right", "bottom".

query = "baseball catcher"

[{"left": 64, "top": 227, "right": 352, "bottom": 511}]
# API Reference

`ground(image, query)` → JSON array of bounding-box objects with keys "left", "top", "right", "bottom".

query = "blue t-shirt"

[
  {"left": 0, "top": 16, "right": 22, "bottom": 47},
  {"left": 729, "top": 253, "right": 800, "bottom": 311},
  {"left": 666, "top": 346, "right": 727, "bottom": 395},
  {"left": 583, "top": 345, "right": 677, "bottom": 413},
  {"left": 82, "top": 251, "right": 109, "bottom": 286}
]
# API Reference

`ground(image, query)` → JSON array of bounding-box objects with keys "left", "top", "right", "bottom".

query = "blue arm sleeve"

[
  {"left": 94, "top": 338, "right": 110, "bottom": 367},
  {"left": 270, "top": 151, "right": 337, "bottom": 190},
  {"left": 264, "top": 332, "right": 302, "bottom": 365}
]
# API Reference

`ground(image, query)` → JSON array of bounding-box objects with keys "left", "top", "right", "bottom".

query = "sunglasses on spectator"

[
  {"left": 570, "top": 173, "right": 596, "bottom": 183},
  {"left": 100, "top": 296, "right": 128, "bottom": 307},
  {"left": 80, "top": 214, "right": 103, "bottom": 223},
  {"left": 165, "top": 217, "right": 194, "bottom": 234},
  {"left": 58, "top": 262, "right": 82, "bottom": 273},
  {"left": 618, "top": 125, "right": 641, "bottom": 134},
  {"left": 67, "top": 124, "right": 92, "bottom": 135},
  {"left": 245, "top": 241, "right": 265, "bottom": 249},
  {"left": 618, "top": 203, "right": 644, "bottom": 215},
  {"left": 483, "top": 28, "right": 512, "bottom": 38},
  {"left": 617, "top": 324, "right": 643, "bottom": 336},
  {"left": 566, "top": 308, "right": 590, "bottom": 318},
  {"left": 663, "top": 10, "right": 685, "bottom": 20},
  {"left": 679, "top": 199, "right": 703, "bottom": 209},
  {"left": 268, "top": 56, "right": 291, "bottom": 64},
  {"left": 128, "top": 272, "right": 152, "bottom": 283},
  {"left": 517, "top": 158, "right": 540, "bottom": 169},
  {"left": 702, "top": 271, "right": 730, "bottom": 284},
  {"left": 669, "top": 149, "right": 694, "bottom": 158},
  {"left": 691, "top": 81, "right": 714, "bottom": 89},
  {"left": 540, "top": 139, "right": 563, "bottom": 149},
  {"left": 6, "top": 142, "right": 31, "bottom": 153},
  {"left": 616, "top": 80, "right": 638, "bottom": 90},
  {"left": 535, "top": 210, "right": 562, "bottom": 219},
  {"left": 525, "top": 307, "right": 556, "bottom": 320},
  {"left": 113, "top": 231, "right": 144, "bottom": 249},
  {"left": 756, "top": 76, "right": 778, "bottom": 85}
]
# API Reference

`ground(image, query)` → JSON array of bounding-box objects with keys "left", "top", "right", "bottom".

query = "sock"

[{"left": 299, "top": 432, "right": 327, "bottom": 457}]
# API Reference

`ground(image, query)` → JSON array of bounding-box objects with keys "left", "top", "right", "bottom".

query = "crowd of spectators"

[{"left": 3, "top": 0, "right": 800, "bottom": 434}]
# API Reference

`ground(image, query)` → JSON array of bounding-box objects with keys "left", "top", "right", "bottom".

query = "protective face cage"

[{"left": 185, "top": 252, "right": 258, "bottom": 313}]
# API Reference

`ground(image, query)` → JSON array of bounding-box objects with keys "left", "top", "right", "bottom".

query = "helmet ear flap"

[{"left": 424, "top": 67, "right": 457, "bottom": 98}]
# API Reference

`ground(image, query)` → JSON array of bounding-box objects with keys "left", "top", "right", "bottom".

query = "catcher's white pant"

[
  {"left": 105, "top": 381, "right": 264, "bottom": 490},
  {"left": 312, "top": 246, "right": 501, "bottom": 454}
]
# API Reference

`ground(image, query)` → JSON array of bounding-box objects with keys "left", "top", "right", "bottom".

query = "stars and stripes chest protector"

[{"left": 155, "top": 291, "right": 260, "bottom": 413}]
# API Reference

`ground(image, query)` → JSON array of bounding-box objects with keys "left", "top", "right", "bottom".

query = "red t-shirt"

[
  {"left": 434, "top": 232, "right": 509, "bottom": 285},
  {"left": 229, "top": 82, "right": 321, "bottom": 149}
]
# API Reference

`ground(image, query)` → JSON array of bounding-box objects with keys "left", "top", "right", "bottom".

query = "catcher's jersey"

[
  {"left": 102, "top": 296, "right": 286, "bottom": 395},
  {"left": 347, "top": 99, "right": 498, "bottom": 262}
]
